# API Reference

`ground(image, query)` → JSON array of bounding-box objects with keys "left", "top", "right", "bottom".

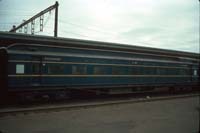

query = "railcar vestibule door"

[
  {"left": 31, "top": 56, "right": 42, "bottom": 86},
  {"left": 0, "top": 48, "right": 8, "bottom": 100},
  {"left": 190, "top": 65, "right": 198, "bottom": 83},
  {"left": 192, "top": 66, "right": 198, "bottom": 82}
]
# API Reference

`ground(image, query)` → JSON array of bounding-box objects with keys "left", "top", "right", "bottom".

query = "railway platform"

[{"left": 0, "top": 96, "right": 199, "bottom": 133}]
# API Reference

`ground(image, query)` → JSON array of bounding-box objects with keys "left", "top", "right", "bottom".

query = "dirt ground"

[{"left": 0, "top": 96, "right": 199, "bottom": 133}]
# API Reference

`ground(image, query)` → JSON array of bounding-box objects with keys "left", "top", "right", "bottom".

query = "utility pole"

[
  {"left": 54, "top": 1, "right": 59, "bottom": 37},
  {"left": 10, "top": 1, "right": 59, "bottom": 37},
  {"left": 198, "top": 0, "right": 200, "bottom": 88}
]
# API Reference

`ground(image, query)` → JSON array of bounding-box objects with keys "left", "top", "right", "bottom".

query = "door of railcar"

[
  {"left": 0, "top": 48, "right": 8, "bottom": 101},
  {"left": 31, "top": 56, "right": 42, "bottom": 86},
  {"left": 191, "top": 66, "right": 198, "bottom": 83},
  {"left": 189, "top": 65, "right": 198, "bottom": 83}
]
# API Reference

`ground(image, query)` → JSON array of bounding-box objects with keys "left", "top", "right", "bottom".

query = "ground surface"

[{"left": 0, "top": 96, "right": 199, "bottom": 133}]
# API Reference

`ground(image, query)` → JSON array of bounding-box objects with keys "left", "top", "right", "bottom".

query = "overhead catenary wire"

[
  {"left": 58, "top": 18, "right": 117, "bottom": 35},
  {"left": 60, "top": 29, "right": 98, "bottom": 40}
]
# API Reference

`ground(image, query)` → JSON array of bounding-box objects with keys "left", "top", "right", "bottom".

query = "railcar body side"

[{"left": 6, "top": 43, "right": 199, "bottom": 93}]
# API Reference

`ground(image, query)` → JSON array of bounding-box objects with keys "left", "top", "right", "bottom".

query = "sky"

[{"left": 0, "top": 0, "right": 199, "bottom": 53}]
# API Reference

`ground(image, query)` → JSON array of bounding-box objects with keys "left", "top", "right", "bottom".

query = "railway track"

[{"left": 0, "top": 93, "right": 199, "bottom": 117}]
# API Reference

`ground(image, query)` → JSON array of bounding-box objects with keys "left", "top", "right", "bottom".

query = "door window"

[
  {"left": 16, "top": 64, "right": 24, "bottom": 74},
  {"left": 193, "top": 70, "right": 197, "bottom": 76}
]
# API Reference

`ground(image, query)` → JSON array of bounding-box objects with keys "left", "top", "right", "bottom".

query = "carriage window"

[
  {"left": 128, "top": 67, "right": 142, "bottom": 75},
  {"left": 156, "top": 68, "right": 166, "bottom": 75},
  {"left": 72, "top": 65, "right": 87, "bottom": 75},
  {"left": 112, "top": 67, "right": 125, "bottom": 75},
  {"left": 94, "top": 66, "right": 107, "bottom": 75},
  {"left": 48, "top": 64, "right": 64, "bottom": 74},
  {"left": 179, "top": 69, "right": 186, "bottom": 75},
  {"left": 16, "top": 64, "right": 24, "bottom": 74}
]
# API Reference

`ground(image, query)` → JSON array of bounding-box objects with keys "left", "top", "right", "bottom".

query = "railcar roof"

[
  {"left": 8, "top": 49, "right": 197, "bottom": 65},
  {"left": 0, "top": 31, "right": 199, "bottom": 59}
]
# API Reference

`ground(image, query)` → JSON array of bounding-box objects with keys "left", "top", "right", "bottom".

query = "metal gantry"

[{"left": 9, "top": 1, "right": 59, "bottom": 37}]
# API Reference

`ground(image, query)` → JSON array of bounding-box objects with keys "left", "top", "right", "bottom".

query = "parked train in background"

[{"left": 0, "top": 32, "right": 199, "bottom": 102}]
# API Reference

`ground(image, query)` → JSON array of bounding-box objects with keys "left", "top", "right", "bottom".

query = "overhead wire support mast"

[{"left": 9, "top": 1, "right": 59, "bottom": 37}]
